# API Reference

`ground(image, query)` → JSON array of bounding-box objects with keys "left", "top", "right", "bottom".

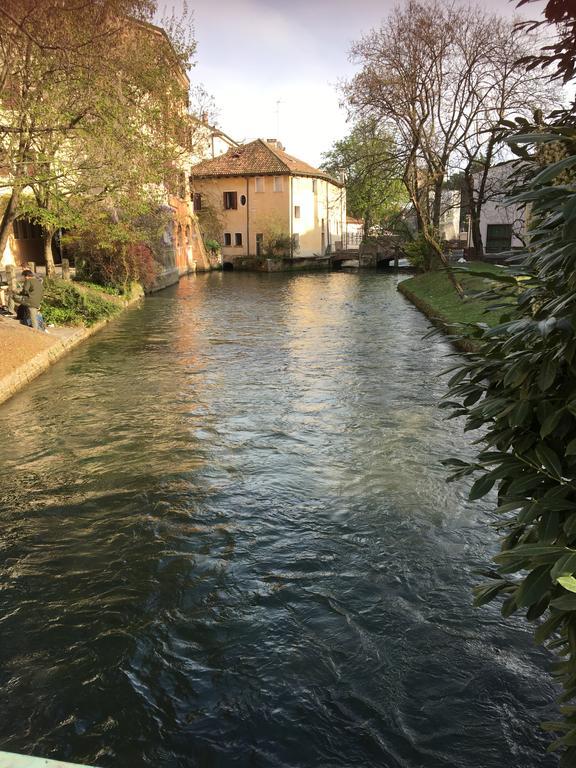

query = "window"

[
  {"left": 256, "top": 233, "right": 263, "bottom": 256},
  {"left": 235, "top": 233, "right": 243, "bottom": 246},
  {"left": 294, "top": 205, "right": 301, "bottom": 219},
  {"left": 224, "top": 191, "right": 238, "bottom": 209},
  {"left": 193, "top": 193, "right": 202, "bottom": 212},
  {"left": 312, "top": 179, "right": 317, "bottom": 193},
  {"left": 224, "top": 233, "right": 232, "bottom": 246},
  {"left": 273, "top": 176, "right": 283, "bottom": 192},
  {"left": 240, "top": 194, "right": 247, "bottom": 206},
  {"left": 486, "top": 224, "right": 513, "bottom": 253},
  {"left": 255, "top": 177, "right": 264, "bottom": 193}
]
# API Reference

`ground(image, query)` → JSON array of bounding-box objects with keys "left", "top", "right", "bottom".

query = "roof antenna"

[{"left": 275, "top": 99, "right": 284, "bottom": 140}]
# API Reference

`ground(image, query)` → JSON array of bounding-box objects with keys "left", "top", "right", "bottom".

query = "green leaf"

[
  {"left": 550, "top": 593, "right": 576, "bottom": 611},
  {"left": 473, "top": 580, "right": 510, "bottom": 607},
  {"left": 526, "top": 596, "right": 549, "bottom": 621},
  {"left": 535, "top": 613, "right": 565, "bottom": 644},
  {"left": 564, "top": 515, "right": 576, "bottom": 540},
  {"left": 509, "top": 400, "right": 532, "bottom": 428},
  {"left": 515, "top": 565, "right": 552, "bottom": 608},
  {"left": 541, "top": 409, "right": 565, "bottom": 438},
  {"left": 501, "top": 595, "right": 519, "bottom": 617},
  {"left": 538, "top": 359, "right": 559, "bottom": 391},
  {"left": 552, "top": 552, "right": 576, "bottom": 580},
  {"left": 505, "top": 473, "right": 542, "bottom": 497},
  {"left": 469, "top": 473, "right": 497, "bottom": 501},
  {"left": 557, "top": 576, "right": 576, "bottom": 593},
  {"left": 535, "top": 443, "right": 564, "bottom": 479},
  {"left": 566, "top": 438, "right": 576, "bottom": 456},
  {"left": 541, "top": 510, "right": 561, "bottom": 542},
  {"left": 532, "top": 155, "right": 576, "bottom": 185},
  {"left": 507, "top": 132, "right": 564, "bottom": 144},
  {"left": 495, "top": 544, "right": 568, "bottom": 562}
]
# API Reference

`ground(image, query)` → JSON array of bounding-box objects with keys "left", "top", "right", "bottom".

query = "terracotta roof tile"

[{"left": 190, "top": 139, "right": 342, "bottom": 186}]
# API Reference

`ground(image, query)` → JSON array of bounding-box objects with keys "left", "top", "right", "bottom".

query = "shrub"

[
  {"left": 72, "top": 241, "right": 157, "bottom": 291},
  {"left": 444, "top": 125, "right": 576, "bottom": 763},
  {"left": 403, "top": 234, "right": 435, "bottom": 270},
  {"left": 41, "top": 278, "right": 120, "bottom": 327},
  {"left": 263, "top": 231, "right": 299, "bottom": 259},
  {"left": 204, "top": 238, "right": 220, "bottom": 253}
]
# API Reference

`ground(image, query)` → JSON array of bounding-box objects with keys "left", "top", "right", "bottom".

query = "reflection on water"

[{"left": 0, "top": 272, "right": 558, "bottom": 767}]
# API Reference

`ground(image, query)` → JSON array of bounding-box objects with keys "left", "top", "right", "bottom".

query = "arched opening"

[{"left": 222, "top": 261, "right": 234, "bottom": 271}]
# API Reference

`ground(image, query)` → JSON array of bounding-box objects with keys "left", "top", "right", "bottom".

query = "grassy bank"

[
  {"left": 41, "top": 278, "right": 139, "bottom": 327},
  {"left": 398, "top": 263, "right": 507, "bottom": 350}
]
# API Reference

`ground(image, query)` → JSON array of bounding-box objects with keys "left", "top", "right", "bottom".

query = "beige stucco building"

[{"left": 190, "top": 139, "right": 346, "bottom": 266}]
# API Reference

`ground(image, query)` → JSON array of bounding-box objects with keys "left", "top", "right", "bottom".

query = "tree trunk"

[
  {"left": 363, "top": 213, "right": 371, "bottom": 242},
  {"left": 0, "top": 187, "right": 21, "bottom": 262},
  {"left": 471, "top": 214, "right": 483, "bottom": 259},
  {"left": 464, "top": 170, "right": 485, "bottom": 259},
  {"left": 43, "top": 227, "right": 56, "bottom": 277},
  {"left": 432, "top": 179, "right": 443, "bottom": 233}
]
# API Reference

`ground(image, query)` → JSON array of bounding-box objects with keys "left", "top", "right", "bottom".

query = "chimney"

[{"left": 266, "top": 138, "right": 285, "bottom": 151}]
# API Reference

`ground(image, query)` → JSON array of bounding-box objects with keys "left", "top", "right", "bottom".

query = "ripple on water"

[{"left": 0, "top": 272, "right": 559, "bottom": 767}]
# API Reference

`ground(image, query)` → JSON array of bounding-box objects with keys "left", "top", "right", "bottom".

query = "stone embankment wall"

[
  {"left": 397, "top": 279, "right": 477, "bottom": 353},
  {"left": 0, "top": 293, "right": 143, "bottom": 407}
]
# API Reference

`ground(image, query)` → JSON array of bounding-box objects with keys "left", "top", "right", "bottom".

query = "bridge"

[{"left": 329, "top": 246, "right": 402, "bottom": 269}]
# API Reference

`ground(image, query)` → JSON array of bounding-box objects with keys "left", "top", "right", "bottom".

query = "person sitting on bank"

[{"left": 14, "top": 269, "right": 44, "bottom": 330}]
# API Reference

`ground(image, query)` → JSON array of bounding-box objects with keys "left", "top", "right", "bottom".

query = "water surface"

[{"left": 0, "top": 272, "right": 558, "bottom": 767}]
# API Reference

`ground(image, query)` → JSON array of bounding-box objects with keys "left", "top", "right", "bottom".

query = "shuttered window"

[{"left": 224, "top": 191, "right": 238, "bottom": 209}]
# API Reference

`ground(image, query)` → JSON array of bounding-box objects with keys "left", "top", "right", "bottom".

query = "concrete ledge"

[
  {"left": 0, "top": 751, "right": 96, "bottom": 768},
  {"left": 0, "top": 294, "right": 143, "bottom": 407}
]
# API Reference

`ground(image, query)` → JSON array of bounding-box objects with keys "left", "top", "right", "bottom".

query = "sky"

[{"left": 160, "top": 0, "right": 549, "bottom": 168}]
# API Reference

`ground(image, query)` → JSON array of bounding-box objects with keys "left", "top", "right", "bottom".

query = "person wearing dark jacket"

[{"left": 14, "top": 269, "right": 44, "bottom": 330}]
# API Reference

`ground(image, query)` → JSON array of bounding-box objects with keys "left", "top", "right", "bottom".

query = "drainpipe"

[
  {"left": 326, "top": 182, "right": 330, "bottom": 251},
  {"left": 246, "top": 177, "right": 250, "bottom": 256},
  {"left": 290, "top": 176, "right": 293, "bottom": 259}
]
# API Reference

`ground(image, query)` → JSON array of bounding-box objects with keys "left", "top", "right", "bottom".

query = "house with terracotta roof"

[{"left": 189, "top": 139, "right": 346, "bottom": 267}]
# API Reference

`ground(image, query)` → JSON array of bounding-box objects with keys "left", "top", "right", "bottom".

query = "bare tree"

[{"left": 344, "top": 0, "right": 555, "bottom": 266}]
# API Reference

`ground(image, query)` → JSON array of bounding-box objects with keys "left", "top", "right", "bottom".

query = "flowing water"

[{"left": 0, "top": 271, "right": 559, "bottom": 767}]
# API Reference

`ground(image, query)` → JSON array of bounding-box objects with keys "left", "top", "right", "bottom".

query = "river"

[{"left": 0, "top": 271, "right": 559, "bottom": 767}]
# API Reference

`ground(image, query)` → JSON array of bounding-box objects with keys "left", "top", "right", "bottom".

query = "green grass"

[
  {"left": 399, "top": 262, "right": 509, "bottom": 326},
  {"left": 41, "top": 278, "right": 122, "bottom": 327}
]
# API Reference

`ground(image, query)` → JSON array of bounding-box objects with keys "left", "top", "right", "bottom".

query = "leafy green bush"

[
  {"left": 204, "top": 238, "right": 220, "bottom": 253},
  {"left": 402, "top": 234, "right": 434, "bottom": 270},
  {"left": 41, "top": 278, "right": 120, "bottom": 327},
  {"left": 263, "top": 231, "right": 299, "bottom": 259},
  {"left": 73, "top": 279, "right": 124, "bottom": 296},
  {"left": 444, "top": 126, "right": 576, "bottom": 763}
]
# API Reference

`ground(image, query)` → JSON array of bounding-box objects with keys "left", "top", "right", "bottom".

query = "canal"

[{"left": 0, "top": 271, "right": 559, "bottom": 767}]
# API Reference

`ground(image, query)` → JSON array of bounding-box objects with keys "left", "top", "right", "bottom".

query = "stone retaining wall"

[
  {"left": 0, "top": 294, "right": 143, "bottom": 407},
  {"left": 397, "top": 280, "right": 477, "bottom": 353}
]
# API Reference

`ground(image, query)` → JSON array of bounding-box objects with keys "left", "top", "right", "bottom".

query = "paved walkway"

[{"left": 0, "top": 315, "right": 77, "bottom": 381}]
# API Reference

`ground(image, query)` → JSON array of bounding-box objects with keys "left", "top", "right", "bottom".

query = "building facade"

[{"left": 190, "top": 139, "right": 346, "bottom": 266}]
